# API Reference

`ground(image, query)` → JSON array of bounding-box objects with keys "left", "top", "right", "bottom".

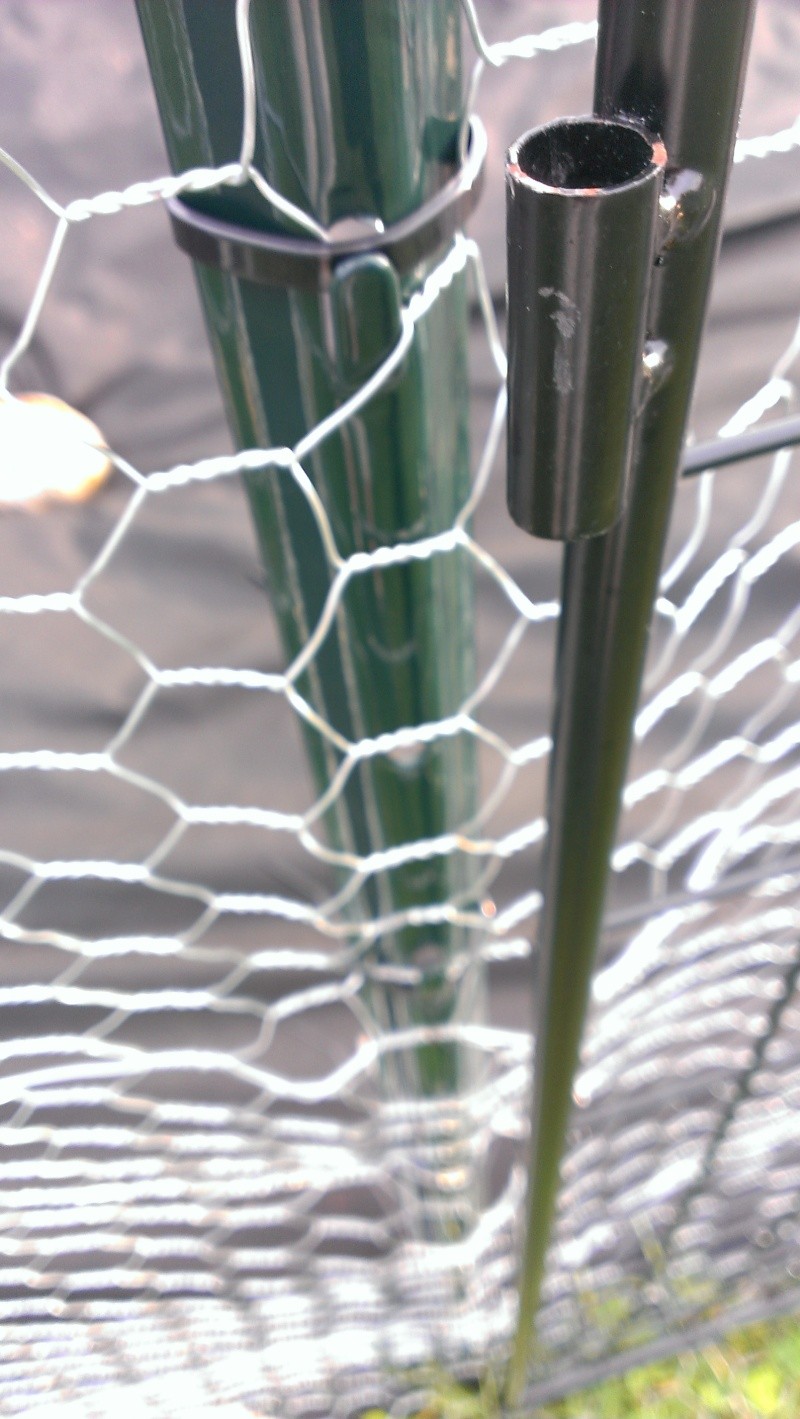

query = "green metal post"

[
  {"left": 506, "top": 0, "right": 756, "bottom": 1402},
  {"left": 136, "top": 0, "right": 484, "bottom": 1231}
]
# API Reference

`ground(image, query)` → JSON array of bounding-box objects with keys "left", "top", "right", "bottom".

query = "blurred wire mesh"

[{"left": 0, "top": 3, "right": 799, "bottom": 1415}]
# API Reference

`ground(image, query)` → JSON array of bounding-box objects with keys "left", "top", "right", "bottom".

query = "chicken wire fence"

[{"left": 1, "top": 4, "right": 799, "bottom": 1417}]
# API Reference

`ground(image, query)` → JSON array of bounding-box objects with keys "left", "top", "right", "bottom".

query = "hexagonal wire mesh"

[{"left": 0, "top": 3, "right": 799, "bottom": 1416}]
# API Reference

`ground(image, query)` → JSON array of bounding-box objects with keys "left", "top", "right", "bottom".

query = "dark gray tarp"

[{"left": 1, "top": 4, "right": 799, "bottom": 1413}]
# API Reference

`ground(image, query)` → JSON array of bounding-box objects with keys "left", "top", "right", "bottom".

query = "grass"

[
  {"left": 364, "top": 1314, "right": 800, "bottom": 1419},
  {"left": 536, "top": 1316, "right": 800, "bottom": 1418}
]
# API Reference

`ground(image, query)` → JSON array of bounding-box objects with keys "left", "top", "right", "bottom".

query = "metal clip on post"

[
  {"left": 167, "top": 117, "right": 486, "bottom": 292},
  {"left": 506, "top": 116, "right": 666, "bottom": 540}
]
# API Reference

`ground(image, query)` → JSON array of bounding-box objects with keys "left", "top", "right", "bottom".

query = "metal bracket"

[{"left": 166, "top": 117, "right": 487, "bottom": 292}]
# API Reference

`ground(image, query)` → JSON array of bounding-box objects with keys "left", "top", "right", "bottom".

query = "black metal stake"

[{"left": 506, "top": 1, "right": 756, "bottom": 1403}]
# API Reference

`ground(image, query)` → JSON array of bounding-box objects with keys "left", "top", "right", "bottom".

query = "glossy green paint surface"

[
  {"left": 138, "top": 0, "right": 463, "bottom": 233},
  {"left": 135, "top": 0, "right": 480, "bottom": 1124}
]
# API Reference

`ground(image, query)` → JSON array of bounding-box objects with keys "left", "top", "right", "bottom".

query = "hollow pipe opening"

[
  {"left": 513, "top": 117, "right": 656, "bottom": 193},
  {"left": 506, "top": 116, "right": 665, "bottom": 540}
]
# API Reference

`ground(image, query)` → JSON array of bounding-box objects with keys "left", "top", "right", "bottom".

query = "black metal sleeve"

[{"left": 506, "top": 116, "right": 665, "bottom": 540}]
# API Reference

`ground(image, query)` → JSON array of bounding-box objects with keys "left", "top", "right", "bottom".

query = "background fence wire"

[{"left": 0, "top": 3, "right": 799, "bottom": 1415}]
